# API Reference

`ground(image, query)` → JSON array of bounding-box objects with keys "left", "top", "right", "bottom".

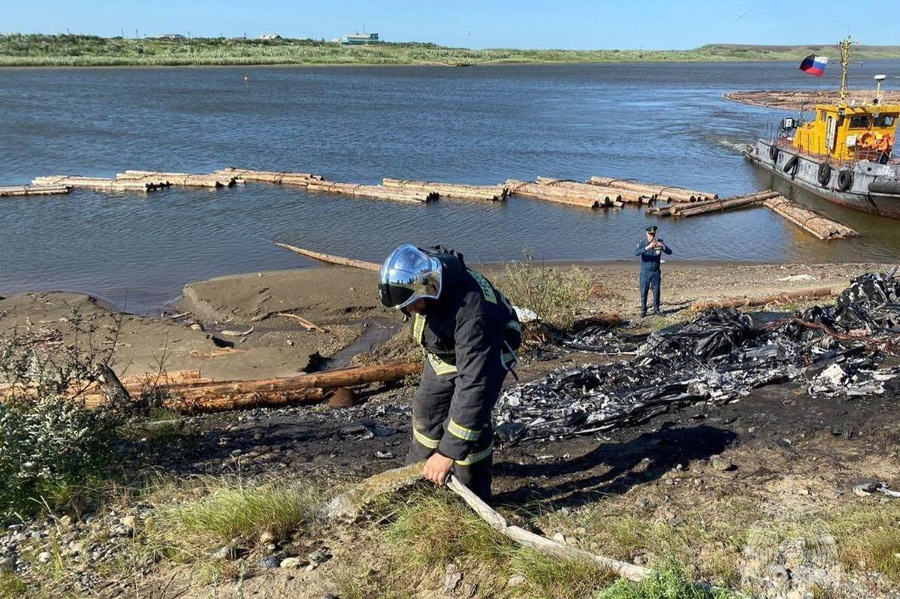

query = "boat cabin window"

[
  {"left": 875, "top": 114, "right": 896, "bottom": 127},
  {"left": 848, "top": 115, "right": 871, "bottom": 129},
  {"left": 820, "top": 111, "right": 827, "bottom": 122}
]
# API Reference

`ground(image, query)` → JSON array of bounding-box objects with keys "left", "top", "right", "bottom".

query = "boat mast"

[{"left": 839, "top": 36, "right": 852, "bottom": 103}]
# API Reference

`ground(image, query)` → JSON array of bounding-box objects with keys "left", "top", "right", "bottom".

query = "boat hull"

[{"left": 745, "top": 140, "right": 900, "bottom": 219}]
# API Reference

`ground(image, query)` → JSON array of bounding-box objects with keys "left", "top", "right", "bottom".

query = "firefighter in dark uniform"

[{"left": 378, "top": 244, "right": 521, "bottom": 500}]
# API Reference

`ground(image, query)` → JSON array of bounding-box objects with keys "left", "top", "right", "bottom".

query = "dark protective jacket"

[
  {"left": 413, "top": 247, "right": 520, "bottom": 461},
  {"left": 635, "top": 238, "right": 673, "bottom": 273}
]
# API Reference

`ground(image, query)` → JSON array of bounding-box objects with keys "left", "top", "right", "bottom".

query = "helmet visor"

[{"left": 378, "top": 244, "right": 442, "bottom": 309}]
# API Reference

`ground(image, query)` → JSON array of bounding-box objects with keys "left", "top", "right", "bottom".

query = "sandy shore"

[{"left": 0, "top": 261, "right": 892, "bottom": 382}]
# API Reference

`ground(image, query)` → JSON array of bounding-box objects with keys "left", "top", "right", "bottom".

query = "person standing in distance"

[{"left": 635, "top": 225, "right": 672, "bottom": 317}]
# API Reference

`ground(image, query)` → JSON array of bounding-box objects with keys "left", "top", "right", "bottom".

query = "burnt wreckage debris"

[{"left": 496, "top": 270, "right": 900, "bottom": 443}]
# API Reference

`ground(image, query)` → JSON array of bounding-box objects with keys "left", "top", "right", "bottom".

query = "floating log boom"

[
  {"left": 506, "top": 179, "right": 620, "bottom": 209},
  {"left": 214, "top": 167, "right": 324, "bottom": 186},
  {"left": 0, "top": 184, "right": 71, "bottom": 198},
  {"left": 382, "top": 178, "right": 508, "bottom": 201},
  {"left": 535, "top": 177, "right": 647, "bottom": 204},
  {"left": 31, "top": 176, "right": 164, "bottom": 193},
  {"left": 306, "top": 180, "right": 436, "bottom": 203},
  {"left": 763, "top": 197, "right": 858, "bottom": 240},
  {"left": 671, "top": 190, "right": 779, "bottom": 218},
  {"left": 273, "top": 242, "right": 380, "bottom": 271},
  {"left": 588, "top": 176, "right": 717, "bottom": 203},
  {"left": 117, "top": 170, "right": 238, "bottom": 188}
]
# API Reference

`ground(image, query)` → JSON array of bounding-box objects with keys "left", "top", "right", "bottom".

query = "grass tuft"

[
  {"left": 0, "top": 572, "right": 27, "bottom": 598},
  {"left": 597, "top": 560, "right": 736, "bottom": 599},
  {"left": 147, "top": 478, "right": 320, "bottom": 559},
  {"left": 511, "top": 551, "right": 615, "bottom": 599}
]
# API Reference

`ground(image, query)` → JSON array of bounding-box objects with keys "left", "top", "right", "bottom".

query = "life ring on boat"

[
  {"left": 858, "top": 131, "right": 877, "bottom": 148},
  {"left": 817, "top": 162, "right": 831, "bottom": 186},
  {"left": 837, "top": 169, "right": 854, "bottom": 191},
  {"left": 782, "top": 155, "right": 799, "bottom": 175},
  {"left": 768, "top": 144, "right": 780, "bottom": 162}
]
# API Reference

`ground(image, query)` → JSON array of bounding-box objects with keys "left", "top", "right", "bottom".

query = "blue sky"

[{"left": 3, "top": 0, "right": 898, "bottom": 50}]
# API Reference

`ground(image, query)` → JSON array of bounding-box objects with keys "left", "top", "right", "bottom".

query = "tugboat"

[{"left": 744, "top": 38, "right": 900, "bottom": 219}]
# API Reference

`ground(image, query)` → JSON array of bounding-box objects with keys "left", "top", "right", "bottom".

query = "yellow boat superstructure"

[{"left": 792, "top": 102, "right": 899, "bottom": 162}]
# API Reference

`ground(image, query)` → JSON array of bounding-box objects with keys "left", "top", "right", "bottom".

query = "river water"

[{"left": 1, "top": 61, "right": 898, "bottom": 312}]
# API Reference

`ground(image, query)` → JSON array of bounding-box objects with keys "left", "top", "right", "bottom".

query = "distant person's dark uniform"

[
  {"left": 635, "top": 225, "right": 672, "bottom": 316},
  {"left": 378, "top": 245, "right": 521, "bottom": 500}
]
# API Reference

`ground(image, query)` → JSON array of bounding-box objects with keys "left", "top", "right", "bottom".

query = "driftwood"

[
  {"left": 307, "top": 180, "right": 436, "bottom": 203},
  {"left": 82, "top": 362, "right": 419, "bottom": 411},
  {"left": 383, "top": 178, "right": 508, "bottom": 201},
  {"left": 588, "top": 176, "right": 716, "bottom": 203},
  {"left": 671, "top": 190, "right": 779, "bottom": 218},
  {"left": 689, "top": 286, "right": 838, "bottom": 312},
  {"left": 117, "top": 170, "right": 238, "bottom": 188},
  {"left": 214, "top": 167, "right": 324, "bottom": 186},
  {"left": 763, "top": 197, "right": 858, "bottom": 240},
  {"left": 446, "top": 476, "right": 650, "bottom": 582},
  {"left": 325, "top": 464, "right": 648, "bottom": 583},
  {"left": 273, "top": 241, "right": 380, "bottom": 271},
  {"left": 572, "top": 313, "right": 622, "bottom": 332},
  {"left": 276, "top": 312, "right": 327, "bottom": 332},
  {"left": 506, "top": 179, "right": 615, "bottom": 209},
  {"left": 31, "top": 176, "right": 164, "bottom": 193},
  {"left": 536, "top": 177, "right": 645, "bottom": 204},
  {"left": 0, "top": 184, "right": 71, "bottom": 198}
]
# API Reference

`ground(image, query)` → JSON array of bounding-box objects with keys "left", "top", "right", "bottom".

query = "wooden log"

[
  {"left": 689, "top": 286, "right": 838, "bottom": 312},
  {"left": 117, "top": 170, "right": 236, "bottom": 188},
  {"left": 506, "top": 180, "right": 607, "bottom": 209},
  {"left": 382, "top": 178, "right": 508, "bottom": 201},
  {"left": 572, "top": 313, "right": 622, "bottom": 332},
  {"left": 31, "top": 176, "right": 163, "bottom": 193},
  {"left": 446, "top": 475, "right": 650, "bottom": 583},
  {"left": 214, "top": 168, "right": 324, "bottom": 186},
  {"left": 82, "top": 362, "right": 419, "bottom": 411},
  {"left": 588, "top": 176, "right": 717, "bottom": 203},
  {"left": 672, "top": 190, "right": 779, "bottom": 218},
  {"left": 273, "top": 241, "right": 380, "bottom": 271},
  {"left": 763, "top": 196, "right": 858, "bottom": 240},
  {"left": 0, "top": 184, "right": 71, "bottom": 198},
  {"left": 325, "top": 464, "right": 650, "bottom": 583},
  {"left": 306, "top": 180, "right": 436, "bottom": 203},
  {"left": 535, "top": 177, "right": 645, "bottom": 204}
]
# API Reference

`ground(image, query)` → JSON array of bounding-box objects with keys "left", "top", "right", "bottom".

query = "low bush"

[{"left": 497, "top": 248, "right": 592, "bottom": 337}]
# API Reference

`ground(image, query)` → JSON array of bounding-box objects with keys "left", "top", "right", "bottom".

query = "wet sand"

[{"left": 0, "top": 261, "right": 892, "bottom": 382}]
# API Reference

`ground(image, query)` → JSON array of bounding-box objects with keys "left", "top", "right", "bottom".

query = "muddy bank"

[
  {"left": 726, "top": 89, "right": 900, "bottom": 110},
  {"left": 0, "top": 262, "right": 891, "bottom": 383}
]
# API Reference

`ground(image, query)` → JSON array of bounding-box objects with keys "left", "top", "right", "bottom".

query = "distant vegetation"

[{"left": 2, "top": 34, "right": 900, "bottom": 67}]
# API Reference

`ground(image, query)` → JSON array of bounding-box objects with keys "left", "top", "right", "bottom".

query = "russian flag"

[{"left": 799, "top": 55, "right": 828, "bottom": 77}]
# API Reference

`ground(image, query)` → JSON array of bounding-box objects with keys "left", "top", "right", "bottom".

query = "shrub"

[
  {"left": 0, "top": 330, "right": 119, "bottom": 521},
  {"left": 497, "top": 248, "right": 592, "bottom": 337}
]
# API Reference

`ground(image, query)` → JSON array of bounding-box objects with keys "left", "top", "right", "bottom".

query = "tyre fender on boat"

[
  {"left": 837, "top": 169, "right": 854, "bottom": 192},
  {"left": 783, "top": 155, "right": 799, "bottom": 175},
  {"left": 817, "top": 162, "right": 832, "bottom": 186},
  {"left": 768, "top": 144, "right": 779, "bottom": 163}
]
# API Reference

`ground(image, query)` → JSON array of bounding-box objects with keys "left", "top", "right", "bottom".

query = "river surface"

[{"left": 1, "top": 61, "right": 899, "bottom": 312}]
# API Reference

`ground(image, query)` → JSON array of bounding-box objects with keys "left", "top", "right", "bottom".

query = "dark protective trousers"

[
  {"left": 640, "top": 270, "right": 662, "bottom": 314},
  {"left": 407, "top": 361, "right": 503, "bottom": 501}
]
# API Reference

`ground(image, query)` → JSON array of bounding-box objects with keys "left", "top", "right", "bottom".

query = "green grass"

[
  {"left": 3, "top": 35, "right": 900, "bottom": 67},
  {"left": 598, "top": 560, "right": 736, "bottom": 599},
  {"left": 147, "top": 478, "right": 321, "bottom": 559},
  {"left": 0, "top": 572, "right": 27, "bottom": 598}
]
